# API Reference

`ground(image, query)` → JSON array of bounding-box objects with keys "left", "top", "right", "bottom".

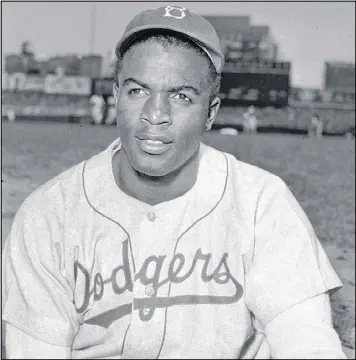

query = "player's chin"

[
  {"left": 134, "top": 158, "right": 174, "bottom": 177},
  {"left": 130, "top": 146, "right": 174, "bottom": 176}
]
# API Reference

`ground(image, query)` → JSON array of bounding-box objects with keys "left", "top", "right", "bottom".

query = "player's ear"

[
  {"left": 205, "top": 96, "right": 221, "bottom": 131},
  {"left": 112, "top": 82, "right": 119, "bottom": 101},
  {"left": 113, "top": 83, "right": 119, "bottom": 106}
]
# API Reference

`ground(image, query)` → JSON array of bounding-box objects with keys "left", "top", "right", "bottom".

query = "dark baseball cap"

[{"left": 115, "top": 5, "right": 225, "bottom": 73}]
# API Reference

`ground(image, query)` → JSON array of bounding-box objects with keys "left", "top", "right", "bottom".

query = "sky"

[{"left": 2, "top": 1, "right": 355, "bottom": 88}]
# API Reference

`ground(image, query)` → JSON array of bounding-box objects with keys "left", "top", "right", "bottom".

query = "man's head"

[
  {"left": 113, "top": 6, "right": 224, "bottom": 177},
  {"left": 114, "top": 30, "right": 221, "bottom": 105}
]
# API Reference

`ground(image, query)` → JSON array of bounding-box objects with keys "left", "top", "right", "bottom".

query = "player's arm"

[
  {"left": 5, "top": 323, "right": 71, "bottom": 359},
  {"left": 245, "top": 177, "right": 346, "bottom": 358},
  {"left": 2, "top": 198, "right": 79, "bottom": 357}
]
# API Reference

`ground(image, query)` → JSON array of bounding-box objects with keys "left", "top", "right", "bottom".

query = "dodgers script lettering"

[{"left": 74, "top": 239, "right": 243, "bottom": 328}]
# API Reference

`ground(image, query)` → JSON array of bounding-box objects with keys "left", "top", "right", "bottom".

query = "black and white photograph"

[{"left": 1, "top": 1, "right": 355, "bottom": 359}]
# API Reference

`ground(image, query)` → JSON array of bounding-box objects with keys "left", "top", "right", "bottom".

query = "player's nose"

[{"left": 141, "top": 93, "right": 172, "bottom": 126}]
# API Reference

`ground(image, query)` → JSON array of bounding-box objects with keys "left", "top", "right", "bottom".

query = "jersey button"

[
  {"left": 143, "top": 306, "right": 151, "bottom": 316},
  {"left": 145, "top": 285, "right": 155, "bottom": 296},
  {"left": 147, "top": 212, "right": 156, "bottom": 222}
]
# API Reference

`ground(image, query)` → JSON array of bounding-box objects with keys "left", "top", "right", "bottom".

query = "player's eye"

[
  {"left": 171, "top": 93, "right": 192, "bottom": 103},
  {"left": 128, "top": 88, "right": 147, "bottom": 96}
]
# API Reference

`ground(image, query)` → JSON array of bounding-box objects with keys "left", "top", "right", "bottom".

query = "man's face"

[{"left": 114, "top": 41, "right": 220, "bottom": 177}]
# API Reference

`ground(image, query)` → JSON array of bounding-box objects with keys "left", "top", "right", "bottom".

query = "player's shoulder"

[
  {"left": 20, "top": 146, "right": 109, "bottom": 216},
  {"left": 201, "top": 142, "right": 286, "bottom": 193},
  {"left": 231, "top": 154, "right": 285, "bottom": 189}
]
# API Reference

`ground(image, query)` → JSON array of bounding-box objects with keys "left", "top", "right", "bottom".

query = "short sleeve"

[
  {"left": 2, "top": 199, "right": 79, "bottom": 347},
  {"left": 245, "top": 177, "right": 342, "bottom": 327}
]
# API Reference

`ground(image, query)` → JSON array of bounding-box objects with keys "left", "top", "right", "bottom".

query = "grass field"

[{"left": 1, "top": 120, "right": 355, "bottom": 357}]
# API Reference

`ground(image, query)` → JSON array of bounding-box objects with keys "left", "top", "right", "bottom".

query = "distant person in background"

[
  {"left": 104, "top": 96, "right": 117, "bottom": 125},
  {"left": 89, "top": 94, "right": 105, "bottom": 125},
  {"left": 6, "top": 108, "right": 16, "bottom": 123},
  {"left": 243, "top": 105, "right": 258, "bottom": 134},
  {"left": 309, "top": 113, "right": 324, "bottom": 139}
]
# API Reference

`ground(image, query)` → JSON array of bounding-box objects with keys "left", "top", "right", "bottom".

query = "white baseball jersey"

[{"left": 2, "top": 138, "right": 343, "bottom": 359}]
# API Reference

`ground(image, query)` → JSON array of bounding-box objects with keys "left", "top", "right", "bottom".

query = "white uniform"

[
  {"left": 2, "top": 138, "right": 344, "bottom": 359},
  {"left": 89, "top": 95, "right": 105, "bottom": 125}
]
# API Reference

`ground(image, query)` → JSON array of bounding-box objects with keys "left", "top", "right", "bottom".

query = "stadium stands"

[{"left": 2, "top": 16, "right": 355, "bottom": 135}]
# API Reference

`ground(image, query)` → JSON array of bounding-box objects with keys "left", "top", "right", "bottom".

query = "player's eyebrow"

[
  {"left": 123, "top": 77, "right": 150, "bottom": 89},
  {"left": 123, "top": 77, "right": 201, "bottom": 95},
  {"left": 168, "top": 86, "right": 201, "bottom": 95}
]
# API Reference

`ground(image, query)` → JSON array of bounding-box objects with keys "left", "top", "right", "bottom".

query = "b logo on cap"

[{"left": 163, "top": 5, "right": 187, "bottom": 19}]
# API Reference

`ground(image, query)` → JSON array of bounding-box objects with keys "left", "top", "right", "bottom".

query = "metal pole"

[{"left": 89, "top": 3, "right": 97, "bottom": 54}]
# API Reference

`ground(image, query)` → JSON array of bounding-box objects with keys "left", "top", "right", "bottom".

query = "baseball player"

[
  {"left": 243, "top": 105, "right": 258, "bottom": 134},
  {"left": 89, "top": 94, "right": 106, "bottom": 125},
  {"left": 2, "top": 5, "right": 347, "bottom": 359}
]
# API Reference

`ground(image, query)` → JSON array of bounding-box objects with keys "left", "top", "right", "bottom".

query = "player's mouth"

[{"left": 136, "top": 133, "right": 173, "bottom": 155}]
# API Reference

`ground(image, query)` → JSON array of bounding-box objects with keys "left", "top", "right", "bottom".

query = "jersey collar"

[{"left": 82, "top": 138, "right": 229, "bottom": 234}]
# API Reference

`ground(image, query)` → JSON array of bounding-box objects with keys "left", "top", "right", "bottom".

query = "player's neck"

[{"left": 113, "top": 149, "right": 200, "bottom": 206}]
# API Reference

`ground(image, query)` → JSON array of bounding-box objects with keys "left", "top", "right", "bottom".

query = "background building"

[
  {"left": 202, "top": 15, "right": 289, "bottom": 108},
  {"left": 79, "top": 55, "right": 102, "bottom": 78},
  {"left": 324, "top": 62, "right": 355, "bottom": 93},
  {"left": 100, "top": 50, "right": 116, "bottom": 78},
  {"left": 4, "top": 53, "right": 103, "bottom": 78},
  {"left": 4, "top": 54, "right": 27, "bottom": 73},
  {"left": 46, "top": 55, "right": 81, "bottom": 75},
  {"left": 203, "top": 15, "right": 278, "bottom": 61}
]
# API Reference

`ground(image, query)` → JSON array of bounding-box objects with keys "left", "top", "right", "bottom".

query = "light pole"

[{"left": 89, "top": 3, "right": 97, "bottom": 54}]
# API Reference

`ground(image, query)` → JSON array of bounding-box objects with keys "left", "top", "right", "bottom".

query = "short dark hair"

[{"left": 114, "top": 30, "right": 221, "bottom": 103}]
